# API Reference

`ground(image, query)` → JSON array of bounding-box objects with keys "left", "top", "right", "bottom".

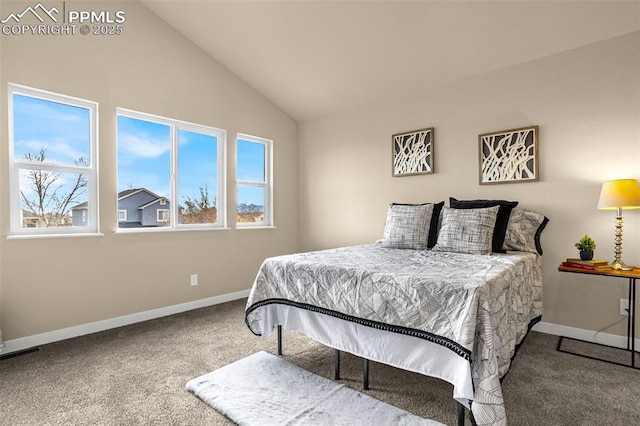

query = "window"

[
  {"left": 157, "top": 209, "right": 169, "bottom": 222},
  {"left": 116, "top": 108, "right": 226, "bottom": 231},
  {"left": 8, "top": 83, "right": 98, "bottom": 236},
  {"left": 236, "top": 133, "right": 273, "bottom": 227}
]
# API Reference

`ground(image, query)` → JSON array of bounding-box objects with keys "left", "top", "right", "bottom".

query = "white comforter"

[{"left": 246, "top": 244, "right": 543, "bottom": 425}]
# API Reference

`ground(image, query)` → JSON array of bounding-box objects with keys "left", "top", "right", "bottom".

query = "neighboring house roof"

[
  {"left": 72, "top": 202, "right": 89, "bottom": 210},
  {"left": 118, "top": 188, "right": 162, "bottom": 201},
  {"left": 138, "top": 198, "right": 169, "bottom": 210},
  {"left": 72, "top": 188, "right": 169, "bottom": 211},
  {"left": 21, "top": 209, "right": 39, "bottom": 218}
]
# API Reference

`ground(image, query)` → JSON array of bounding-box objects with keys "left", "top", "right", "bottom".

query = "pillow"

[
  {"left": 425, "top": 201, "right": 444, "bottom": 248},
  {"left": 432, "top": 206, "right": 499, "bottom": 255},
  {"left": 503, "top": 207, "right": 549, "bottom": 255},
  {"left": 449, "top": 198, "right": 518, "bottom": 253},
  {"left": 379, "top": 203, "right": 434, "bottom": 250}
]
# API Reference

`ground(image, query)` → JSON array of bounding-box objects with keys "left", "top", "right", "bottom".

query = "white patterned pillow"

[
  {"left": 432, "top": 206, "right": 499, "bottom": 254},
  {"left": 379, "top": 203, "right": 434, "bottom": 250},
  {"left": 502, "top": 207, "right": 549, "bottom": 255}
]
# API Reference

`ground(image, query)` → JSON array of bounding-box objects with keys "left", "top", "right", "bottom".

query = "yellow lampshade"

[{"left": 597, "top": 179, "right": 640, "bottom": 210}]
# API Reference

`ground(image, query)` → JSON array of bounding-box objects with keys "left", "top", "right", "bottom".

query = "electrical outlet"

[
  {"left": 620, "top": 298, "right": 629, "bottom": 316},
  {"left": 190, "top": 274, "right": 198, "bottom": 286}
]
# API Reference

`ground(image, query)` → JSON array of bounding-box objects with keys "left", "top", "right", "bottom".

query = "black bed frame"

[{"left": 276, "top": 325, "right": 472, "bottom": 426}]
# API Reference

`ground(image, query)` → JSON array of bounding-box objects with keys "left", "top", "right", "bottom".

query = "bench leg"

[{"left": 334, "top": 349, "right": 341, "bottom": 380}]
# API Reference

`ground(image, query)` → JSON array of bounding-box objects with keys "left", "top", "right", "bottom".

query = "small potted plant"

[{"left": 575, "top": 235, "right": 596, "bottom": 260}]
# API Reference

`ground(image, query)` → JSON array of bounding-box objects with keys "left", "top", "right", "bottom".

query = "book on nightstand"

[{"left": 561, "top": 259, "right": 613, "bottom": 271}]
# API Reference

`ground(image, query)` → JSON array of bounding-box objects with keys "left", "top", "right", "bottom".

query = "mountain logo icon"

[{"left": 1, "top": 2, "right": 59, "bottom": 24}]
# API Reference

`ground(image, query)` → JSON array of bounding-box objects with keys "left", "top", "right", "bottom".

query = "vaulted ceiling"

[{"left": 141, "top": 1, "right": 640, "bottom": 121}]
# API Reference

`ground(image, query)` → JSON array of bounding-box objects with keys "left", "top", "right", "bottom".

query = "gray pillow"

[
  {"left": 502, "top": 207, "right": 549, "bottom": 255},
  {"left": 379, "top": 203, "right": 434, "bottom": 250},
  {"left": 432, "top": 206, "right": 499, "bottom": 255}
]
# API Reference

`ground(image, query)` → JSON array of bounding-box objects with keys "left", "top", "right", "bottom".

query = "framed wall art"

[
  {"left": 392, "top": 127, "right": 434, "bottom": 177},
  {"left": 478, "top": 125, "right": 539, "bottom": 185}
]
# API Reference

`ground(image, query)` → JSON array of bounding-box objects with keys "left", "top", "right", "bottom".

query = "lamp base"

[{"left": 609, "top": 260, "right": 634, "bottom": 271}]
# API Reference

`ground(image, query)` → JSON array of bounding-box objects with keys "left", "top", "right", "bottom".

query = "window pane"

[
  {"left": 237, "top": 139, "right": 265, "bottom": 182},
  {"left": 178, "top": 130, "right": 218, "bottom": 225},
  {"left": 237, "top": 185, "right": 265, "bottom": 223},
  {"left": 19, "top": 168, "right": 88, "bottom": 229},
  {"left": 117, "top": 116, "right": 171, "bottom": 229},
  {"left": 12, "top": 94, "right": 91, "bottom": 166}
]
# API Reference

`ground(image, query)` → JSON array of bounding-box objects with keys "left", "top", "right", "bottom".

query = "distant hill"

[{"left": 237, "top": 203, "right": 264, "bottom": 213}]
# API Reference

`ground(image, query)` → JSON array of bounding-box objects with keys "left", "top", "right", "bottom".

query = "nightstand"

[{"left": 557, "top": 264, "right": 639, "bottom": 369}]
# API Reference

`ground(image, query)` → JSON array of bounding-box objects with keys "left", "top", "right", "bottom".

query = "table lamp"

[{"left": 597, "top": 178, "right": 640, "bottom": 270}]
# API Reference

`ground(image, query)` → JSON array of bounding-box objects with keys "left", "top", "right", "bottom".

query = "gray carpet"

[{"left": 0, "top": 298, "right": 639, "bottom": 426}]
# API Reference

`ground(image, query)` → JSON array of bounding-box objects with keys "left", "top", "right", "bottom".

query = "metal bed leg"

[
  {"left": 457, "top": 401, "right": 465, "bottom": 426},
  {"left": 363, "top": 358, "right": 369, "bottom": 390},
  {"left": 334, "top": 349, "right": 341, "bottom": 380},
  {"left": 277, "top": 325, "right": 282, "bottom": 355}
]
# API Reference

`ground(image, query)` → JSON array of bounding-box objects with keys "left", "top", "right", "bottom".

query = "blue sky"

[
  {"left": 236, "top": 140, "right": 265, "bottom": 207},
  {"left": 117, "top": 116, "right": 220, "bottom": 205},
  {"left": 118, "top": 116, "right": 265, "bottom": 207},
  {"left": 13, "top": 94, "right": 266, "bottom": 210},
  {"left": 12, "top": 94, "right": 91, "bottom": 209},
  {"left": 13, "top": 94, "right": 90, "bottom": 164}
]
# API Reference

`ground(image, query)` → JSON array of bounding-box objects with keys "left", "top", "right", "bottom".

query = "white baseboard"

[
  {"left": 533, "top": 321, "right": 640, "bottom": 348},
  {"left": 0, "top": 289, "right": 250, "bottom": 356},
  {"left": 2, "top": 305, "right": 635, "bottom": 357}
]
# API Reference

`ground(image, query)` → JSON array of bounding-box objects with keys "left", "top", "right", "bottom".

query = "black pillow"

[
  {"left": 534, "top": 216, "right": 549, "bottom": 255},
  {"left": 427, "top": 201, "right": 444, "bottom": 249},
  {"left": 449, "top": 198, "right": 518, "bottom": 253},
  {"left": 391, "top": 201, "right": 444, "bottom": 249}
]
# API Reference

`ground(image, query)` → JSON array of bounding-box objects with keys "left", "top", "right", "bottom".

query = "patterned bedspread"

[{"left": 245, "top": 244, "right": 542, "bottom": 425}]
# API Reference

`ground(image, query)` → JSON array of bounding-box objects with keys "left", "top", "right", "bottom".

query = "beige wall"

[
  {"left": 299, "top": 32, "right": 640, "bottom": 337},
  {"left": 0, "top": 26, "right": 3, "bottom": 346},
  {"left": 1, "top": 1, "right": 638, "bottom": 345},
  {"left": 0, "top": 1, "right": 298, "bottom": 340}
]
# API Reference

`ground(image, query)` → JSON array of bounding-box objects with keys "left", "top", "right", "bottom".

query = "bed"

[{"left": 245, "top": 200, "right": 548, "bottom": 426}]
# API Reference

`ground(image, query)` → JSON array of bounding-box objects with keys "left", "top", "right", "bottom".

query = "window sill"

[
  {"left": 7, "top": 232, "right": 106, "bottom": 240},
  {"left": 236, "top": 225, "right": 277, "bottom": 230},
  {"left": 115, "top": 227, "right": 232, "bottom": 235}
]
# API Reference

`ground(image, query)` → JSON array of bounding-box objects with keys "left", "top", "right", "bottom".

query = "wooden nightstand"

[{"left": 557, "top": 264, "right": 639, "bottom": 369}]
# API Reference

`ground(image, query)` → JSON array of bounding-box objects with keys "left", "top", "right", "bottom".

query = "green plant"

[{"left": 575, "top": 234, "right": 596, "bottom": 252}]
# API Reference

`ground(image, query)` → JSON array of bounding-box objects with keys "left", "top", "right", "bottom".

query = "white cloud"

[
  {"left": 119, "top": 132, "right": 170, "bottom": 159},
  {"left": 14, "top": 97, "right": 84, "bottom": 123},
  {"left": 19, "top": 138, "right": 87, "bottom": 163}
]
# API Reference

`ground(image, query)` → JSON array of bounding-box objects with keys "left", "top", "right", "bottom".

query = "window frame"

[
  {"left": 8, "top": 83, "right": 99, "bottom": 237},
  {"left": 116, "top": 108, "right": 227, "bottom": 232},
  {"left": 236, "top": 133, "right": 273, "bottom": 228}
]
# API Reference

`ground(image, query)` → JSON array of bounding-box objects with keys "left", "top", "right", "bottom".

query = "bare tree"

[
  {"left": 20, "top": 148, "right": 88, "bottom": 227},
  {"left": 181, "top": 184, "right": 217, "bottom": 224}
]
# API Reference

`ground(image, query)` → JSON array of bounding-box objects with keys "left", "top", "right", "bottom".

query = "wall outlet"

[
  {"left": 190, "top": 274, "right": 198, "bottom": 286},
  {"left": 620, "top": 298, "right": 629, "bottom": 316}
]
